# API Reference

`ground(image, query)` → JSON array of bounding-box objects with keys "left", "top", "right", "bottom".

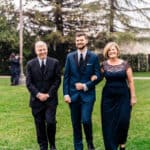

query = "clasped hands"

[
  {"left": 64, "top": 75, "right": 98, "bottom": 104},
  {"left": 37, "top": 93, "right": 49, "bottom": 102},
  {"left": 64, "top": 83, "right": 84, "bottom": 104},
  {"left": 75, "top": 74, "right": 97, "bottom": 90}
]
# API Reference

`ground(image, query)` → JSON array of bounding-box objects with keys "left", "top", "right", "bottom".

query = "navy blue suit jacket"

[{"left": 63, "top": 50, "right": 101, "bottom": 103}]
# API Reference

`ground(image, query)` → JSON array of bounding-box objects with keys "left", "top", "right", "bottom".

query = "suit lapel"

[
  {"left": 80, "top": 51, "right": 90, "bottom": 74},
  {"left": 74, "top": 50, "right": 91, "bottom": 74},
  {"left": 73, "top": 52, "right": 79, "bottom": 67},
  {"left": 85, "top": 50, "right": 90, "bottom": 64},
  {"left": 44, "top": 57, "right": 49, "bottom": 75},
  {"left": 35, "top": 58, "right": 43, "bottom": 76}
]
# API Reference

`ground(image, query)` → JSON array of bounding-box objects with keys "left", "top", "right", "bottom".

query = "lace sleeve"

[
  {"left": 100, "top": 62, "right": 105, "bottom": 79},
  {"left": 100, "top": 62, "right": 103, "bottom": 70},
  {"left": 100, "top": 61, "right": 106, "bottom": 72},
  {"left": 125, "top": 61, "right": 130, "bottom": 70}
]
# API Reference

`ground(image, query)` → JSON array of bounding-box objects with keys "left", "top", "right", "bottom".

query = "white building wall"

[{"left": 120, "top": 41, "right": 150, "bottom": 54}]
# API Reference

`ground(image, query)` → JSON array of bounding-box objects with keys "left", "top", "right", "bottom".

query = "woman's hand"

[
  {"left": 130, "top": 96, "right": 137, "bottom": 106},
  {"left": 91, "top": 75, "right": 97, "bottom": 81}
]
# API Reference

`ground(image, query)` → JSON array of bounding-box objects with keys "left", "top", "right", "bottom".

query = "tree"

[
  {"left": 106, "top": 0, "right": 150, "bottom": 32},
  {"left": 83, "top": 0, "right": 150, "bottom": 48},
  {"left": 0, "top": 0, "right": 18, "bottom": 67},
  {"left": 77, "top": 0, "right": 150, "bottom": 34}
]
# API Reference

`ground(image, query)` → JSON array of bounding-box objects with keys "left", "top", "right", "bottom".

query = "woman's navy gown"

[{"left": 101, "top": 61, "right": 132, "bottom": 150}]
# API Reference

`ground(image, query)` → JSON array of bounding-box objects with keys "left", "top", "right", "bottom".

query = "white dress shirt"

[
  {"left": 77, "top": 49, "right": 88, "bottom": 91},
  {"left": 77, "top": 49, "right": 87, "bottom": 63},
  {"left": 36, "top": 57, "right": 49, "bottom": 98},
  {"left": 38, "top": 57, "right": 47, "bottom": 67}
]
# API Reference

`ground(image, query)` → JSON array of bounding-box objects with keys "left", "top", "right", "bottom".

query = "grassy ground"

[
  {"left": 133, "top": 72, "right": 150, "bottom": 77},
  {"left": 0, "top": 78, "right": 150, "bottom": 150}
]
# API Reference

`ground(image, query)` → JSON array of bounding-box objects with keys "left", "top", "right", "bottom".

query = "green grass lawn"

[
  {"left": 133, "top": 72, "right": 150, "bottom": 77},
  {"left": 0, "top": 77, "right": 150, "bottom": 150}
]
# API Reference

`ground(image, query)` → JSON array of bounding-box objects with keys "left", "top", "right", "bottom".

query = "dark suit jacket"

[
  {"left": 63, "top": 50, "right": 101, "bottom": 103},
  {"left": 9, "top": 58, "right": 20, "bottom": 75},
  {"left": 26, "top": 57, "right": 61, "bottom": 108}
]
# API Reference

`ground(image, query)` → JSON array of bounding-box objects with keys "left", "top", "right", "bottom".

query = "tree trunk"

[
  {"left": 109, "top": 0, "right": 115, "bottom": 32},
  {"left": 55, "top": 0, "right": 63, "bottom": 35}
]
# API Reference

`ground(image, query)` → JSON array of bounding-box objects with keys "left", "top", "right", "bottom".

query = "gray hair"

[{"left": 35, "top": 41, "right": 47, "bottom": 49}]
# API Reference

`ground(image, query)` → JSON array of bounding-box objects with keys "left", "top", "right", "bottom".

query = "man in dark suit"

[
  {"left": 9, "top": 53, "right": 20, "bottom": 85},
  {"left": 63, "top": 32, "right": 102, "bottom": 150},
  {"left": 26, "top": 41, "right": 61, "bottom": 150}
]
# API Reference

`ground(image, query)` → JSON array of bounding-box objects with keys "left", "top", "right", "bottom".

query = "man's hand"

[
  {"left": 75, "top": 83, "right": 84, "bottom": 90},
  {"left": 37, "top": 93, "right": 49, "bottom": 102},
  {"left": 64, "top": 95, "right": 71, "bottom": 103}
]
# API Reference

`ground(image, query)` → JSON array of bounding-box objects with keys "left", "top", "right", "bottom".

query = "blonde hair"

[{"left": 103, "top": 42, "right": 120, "bottom": 58}]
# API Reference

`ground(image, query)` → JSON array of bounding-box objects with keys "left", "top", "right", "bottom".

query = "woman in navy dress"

[
  {"left": 92, "top": 42, "right": 136, "bottom": 150},
  {"left": 102, "top": 42, "right": 137, "bottom": 150}
]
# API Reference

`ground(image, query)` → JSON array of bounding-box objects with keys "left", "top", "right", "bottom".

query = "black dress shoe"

[
  {"left": 50, "top": 145, "right": 56, "bottom": 150},
  {"left": 88, "top": 144, "right": 95, "bottom": 150}
]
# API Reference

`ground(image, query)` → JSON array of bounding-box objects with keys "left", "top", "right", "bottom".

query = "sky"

[
  {"left": 13, "top": 0, "right": 38, "bottom": 9},
  {"left": 13, "top": 0, "right": 23, "bottom": 8},
  {"left": 13, "top": 0, "right": 95, "bottom": 7}
]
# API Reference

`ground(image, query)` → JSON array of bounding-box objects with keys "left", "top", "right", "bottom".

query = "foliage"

[
  {"left": 0, "top": 15, "right": 19, "bottom": 75},
  {"left": 44, "top": 31, "right": 64, "bottom": 45},
  {"left": 0, "top": 0, "right": 150, "bottom": 74},
  {"left": 82, "top": 1, "right": 101, "bottom": 12},
  {"left": 137, "top": 53, "right": 148, "bottom": 72},
  {"left": 0, "top": 15, "right": 18, "bottom": 46},
  {"left": 106, "top": 0, "right": 150, "bottom": 32},
  {"left": 108, "top": 32, "right": 136, "bottom": 44},
  {"left": 94, "top": 32, "right": 136, "bottom": 48},
  {"left": 94, "top": 32, "right": 110, "bottom": 48},
  {"left": 121, "top": 53, "right": 148, "bottom": 72},
  {"left": 121, "top": 54, "right": 138, "bottom": 71}
]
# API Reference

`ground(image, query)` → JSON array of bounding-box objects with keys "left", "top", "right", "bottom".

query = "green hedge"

[{"left": 121, "top": 53, "right": 148, "bottom": 72}]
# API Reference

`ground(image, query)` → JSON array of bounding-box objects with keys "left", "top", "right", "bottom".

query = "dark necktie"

[
  {"left": 41, "top": 60, "right": 45, "bottom": 74},
  {"left": 79, "top": 53, "right": 84, "bottom": 67},
  {"left": 79, "top": 53, "right": 85, "bottom": 73}
]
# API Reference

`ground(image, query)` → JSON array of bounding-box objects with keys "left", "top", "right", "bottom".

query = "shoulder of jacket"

[
  {"left": 88, "top": 51, "right": 99, "bottom": 59},
  {"left": 66, "top": 52, "right": 76, "bottom": 59},
  {"left": 27, "top": 58, "right": 37, "bottom": 65},
  {"left": 68, "top": 51, "right": 76, "bottom": 56},
  {"left": 47, "top": 56, "right": 59, "bottom": 63}
]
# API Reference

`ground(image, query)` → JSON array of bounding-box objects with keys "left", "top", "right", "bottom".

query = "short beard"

[{"left": 77, "top": 45, "right": 87, "bottom": 51}]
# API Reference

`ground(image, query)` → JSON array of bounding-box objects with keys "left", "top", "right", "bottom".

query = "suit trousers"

[
  {"left": 32, "top": 103, "right": 57, "bottom": 150},
  {"left": 69, "top": 97, "right": 95, "bottom": 150}
]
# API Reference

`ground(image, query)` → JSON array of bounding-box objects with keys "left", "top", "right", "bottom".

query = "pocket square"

[{"left": 87, "top": 63, "right": 92, "bottom": 66}]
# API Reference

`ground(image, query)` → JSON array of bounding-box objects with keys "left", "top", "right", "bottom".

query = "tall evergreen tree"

[{"left": 0, "top": 0, "right": 19, "bottom": 74}]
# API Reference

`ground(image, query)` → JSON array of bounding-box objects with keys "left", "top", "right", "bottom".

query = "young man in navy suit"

[
  {"left": 63, "top": 32, "right": 102, "bottom": 150},
  {"left": 26, "top": 41, "right": 61, "bottom": 150}
]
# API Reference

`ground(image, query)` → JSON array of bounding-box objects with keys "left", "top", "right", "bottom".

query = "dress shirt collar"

[
  {"left": 38, "top": 57, "right": 47, "bottom": 67},
  {"left": 77, "top": 49, "right": 87, "bottom": 61}
]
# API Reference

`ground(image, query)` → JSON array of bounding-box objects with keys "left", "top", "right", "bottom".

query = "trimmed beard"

[{"left": 77, "top": 44, "right": 87, "bottom": 51}]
